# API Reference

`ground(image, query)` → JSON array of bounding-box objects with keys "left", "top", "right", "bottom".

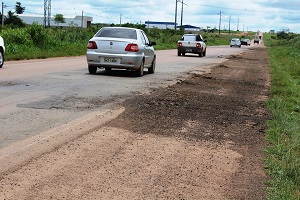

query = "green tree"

[
  {"left": 4, "top": 11, "right": 26, "bottom": 28},
  {"left": 15, "top": 2, "right": 25, "bottom": 14},
  {"left": 53, "top": 14, "right": 65, "bottom": 26}
]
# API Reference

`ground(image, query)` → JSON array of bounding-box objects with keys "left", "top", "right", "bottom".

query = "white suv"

[{"left": 0, "top": 36, "right": 5, "bottom": 68}]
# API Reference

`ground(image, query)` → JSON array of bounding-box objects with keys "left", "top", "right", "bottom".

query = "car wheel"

[
  {"left": 0, "top": 50, "right": 4, "bottom": 68},
  {"left": 136, "top": 60, "right": 144, "bottom": 77},
  {"left": 148, "top": 56, "right": 156, "bottom": 74},
  {"left": 88, "top": 65, "right": 97, "bottom": 74},
  {"left": 105, "top": 67, "right": 111, "bottom": 72},
  {"left": 177, "top": 51, "right": 181, "bottom": 56},
  {"left": 198, "top": 52, "right": 203, "bottom": 57},
  {"left": 203, "top": 49, "right": 207, "bottom": 57},
  {"left": 182, "top": 53, "right": 186, "bottom": 56}
]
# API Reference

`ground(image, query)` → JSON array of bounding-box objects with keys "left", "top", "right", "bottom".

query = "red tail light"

[
  {"left": 177, "top": 42, "right": 182, "bottom": 47},
  {"left": 87, "top": 41, "right": 97, "bottom": 49},
  {"left": 125, "top": 44, "right": 139, "bottom": 52},
  {"left": 196, "top": 43, "right": 202, "bottom": 48}
]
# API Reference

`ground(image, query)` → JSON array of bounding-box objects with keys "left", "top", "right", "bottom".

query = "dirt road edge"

[{"left": 0, "top": 106, "right": 125, "bottom": 177}]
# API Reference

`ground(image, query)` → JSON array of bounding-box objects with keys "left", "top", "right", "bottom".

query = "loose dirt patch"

[{"left": 0, "top": 46, "right": 270, "bottom": 199}]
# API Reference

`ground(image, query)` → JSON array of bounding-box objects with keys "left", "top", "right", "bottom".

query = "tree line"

[{"left": 1, "top": 2, "right": 26, "bottom": 28}]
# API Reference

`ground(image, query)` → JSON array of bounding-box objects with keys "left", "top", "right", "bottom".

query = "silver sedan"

[{"left": 86, "top": 27, "right": 156, "bottom": 76}]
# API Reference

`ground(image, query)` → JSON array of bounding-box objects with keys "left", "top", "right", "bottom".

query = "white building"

[
  {"left": 144, "top": 21, "right": 200, "bottom": 31},
  {"left": 145, "top": 21, "right": 177, "bottom": 29},
  {"left": 17, "top": 14, "right": 93, "bottom": 28}
]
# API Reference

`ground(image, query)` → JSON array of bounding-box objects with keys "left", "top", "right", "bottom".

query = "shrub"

[{"left": 26, "top": 22, "right": 49, "bottom": 47}]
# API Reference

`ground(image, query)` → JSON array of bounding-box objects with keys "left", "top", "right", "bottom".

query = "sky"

[{"left": 5, "top": 0, "right": 300, "bottom": 33}]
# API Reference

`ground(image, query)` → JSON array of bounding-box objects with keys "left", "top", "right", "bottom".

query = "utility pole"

[
  {"left": 174, "top": 0, "right": 178, "bottom": 32},
  {"left": 228, "top": 14, "right": 231, "bottom": 34},
  {"left": 120, "top": 14, "right": 122, "bottom": 26},
  {"left": 1, "top": 2, "right": 4, "bottom": 29},
  {"left": 237, "top": 18, "right": 239, "bottom": 31},
  {"left": 81, "top": 10, "right": 83, "bottom": 28},
  {"left": 180, "top": 0, "right": 187, "bottom": 29},
  {"left": 218, "top": 10, "right": 222, "bottom": 34},
  {"left": 180, "top": 0, "right": 183, "bottom": 28},
  {"left": 1, "top": 2, "right": 6, "bottom": 28}
]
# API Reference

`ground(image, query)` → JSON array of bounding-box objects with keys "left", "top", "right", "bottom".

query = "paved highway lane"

[{"left": 0, "top": 46, "right": 248, "bottom": 148}]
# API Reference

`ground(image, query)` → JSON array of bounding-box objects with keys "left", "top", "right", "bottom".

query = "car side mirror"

[{"left": 149, "top": 41, "right": 156, "bottom": 46}]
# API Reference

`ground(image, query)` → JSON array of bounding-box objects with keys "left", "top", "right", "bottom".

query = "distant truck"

[
  {"left": 177, "top": 34, "right": 207, "bottom": 57},
  {"left": 254, "top": 35, "right": 260, "bottom": 44}
]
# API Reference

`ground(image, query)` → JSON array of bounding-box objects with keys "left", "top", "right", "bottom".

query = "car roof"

[{"left": 101, "top": 27, "right": 140, "bottom": 31}]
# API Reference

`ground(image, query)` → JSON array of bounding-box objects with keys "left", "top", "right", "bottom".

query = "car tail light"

[
  {"left": 125, "top": 44, "right": 139, "bottom": 52},
  {"left": 177, "top": 42, "right": 182, "bottom": 47},
  {"left": 87, "top": 41, "right": 97, "bottom": 49},
  {"left": 196, "top": 43, "right": 202, "bottom": 48}
]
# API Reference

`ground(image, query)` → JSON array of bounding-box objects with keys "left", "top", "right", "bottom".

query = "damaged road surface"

[{"left": 0, "top": 46, "right": 270, "bottom": 199}]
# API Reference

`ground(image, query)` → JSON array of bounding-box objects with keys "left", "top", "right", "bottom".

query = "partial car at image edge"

[
  {"left": 0, "top": 36, "right": 5, "bottom": 68},
  {"left": 86, "top": 27, "right": 156, "bottom": 77}
]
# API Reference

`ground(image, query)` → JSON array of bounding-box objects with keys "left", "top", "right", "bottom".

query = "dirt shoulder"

[{"left": 0, "top": 46, "right": 270, "bottom": 199}]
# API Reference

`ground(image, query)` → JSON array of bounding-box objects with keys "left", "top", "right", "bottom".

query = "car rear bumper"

[
  {"left": 86, "top": 52, "right": 143, "bottom": 70},
  {"left": 178, "top": 47, "right": 204, "bottom": 54}
]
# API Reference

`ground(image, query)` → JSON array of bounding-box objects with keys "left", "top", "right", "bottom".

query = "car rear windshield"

[{"left": 95, "top": 28, "right": 137, "bottom": 39}]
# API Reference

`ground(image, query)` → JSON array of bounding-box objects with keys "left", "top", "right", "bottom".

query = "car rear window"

[
  {"left": 95, "top": 28, "right": 137, "bottom": 39},
  {"left": 183, "top": 35, "right": 196, "bottom": 41}
]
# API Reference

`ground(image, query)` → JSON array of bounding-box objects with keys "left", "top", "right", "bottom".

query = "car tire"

[
  {"left": 0, "top": 50, "right": 4, "bottom": 68},
  {"left": 136, "top": 60, "right": 144, "bottom": 77},
  {"left": 177, "top": 51, "right": 181, "bottom": 56},
  {"left": 203, "top": 49, "right": 206, "bottom": 57},
  {"left": 182, "top": 53, "right": 186, "bottom": 56},
  {"left": 198, "top": 52, "right": 203, "bottom": 57},
  {"left": 105, "top": 67, "right": 111, "bottom": 72},
  {"left": 148, "top": 56, "right": 156, "bottom": 74},
  {"left": 88, "top": 65, "right": 97, "bottom": 74}
]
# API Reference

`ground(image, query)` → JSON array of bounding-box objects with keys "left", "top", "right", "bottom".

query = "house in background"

[
  {"left": 17, "top": 14, "right": 93, "bottom": 28},
  {"left": 144, "top": 21, "right": 200, "bottom": 31},
  {"left": 145, "top": 21, "right": 177, "bottom": 29},
  {"left": 180, "top": 24, "right": 200, "bottom": 31}
]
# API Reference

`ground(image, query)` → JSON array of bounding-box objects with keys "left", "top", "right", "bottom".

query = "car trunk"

[{"left": 94, "top": 38, "right": 135, "bottom": 54}]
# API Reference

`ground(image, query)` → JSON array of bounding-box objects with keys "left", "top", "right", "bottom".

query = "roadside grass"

[
  {"left": 1, "top": 23, "right": 255, "bottom": 61},
  {"left": 264, "top": 33, "right": 300, "bottom": 200}
]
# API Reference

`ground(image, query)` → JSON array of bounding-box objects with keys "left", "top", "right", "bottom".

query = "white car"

[
  {"left": 0, "top": 36, "right": 5, "bottom": 68},
  {"left": 230, "top": 38, "right": 241, "bottom": 48},
  {"left": 86, "top": 27, "right": 156, "bottom": 77}
]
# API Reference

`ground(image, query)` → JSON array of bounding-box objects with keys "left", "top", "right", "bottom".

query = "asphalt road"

[{"left": 0, "top": 46, "right": 248, "bottom": 149}]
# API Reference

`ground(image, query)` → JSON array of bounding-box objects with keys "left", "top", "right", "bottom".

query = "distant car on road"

[
  {"left": 0, "top": 36, "right": 5, "bottom": 68},
  {"left": 230, "top": 38, "right": 241, "bottom": 48},
  {"left": 177, "top": 34, "right": 207, "bottom": 57},
  {"left": 241, "top": 39, "right": 251, "bottom": 46},
  {"left": 86, "top": 27, "right": 156, "bottom": 76},
  {"left": 254, "top": 35, "right": 260, "bottom": 44}
]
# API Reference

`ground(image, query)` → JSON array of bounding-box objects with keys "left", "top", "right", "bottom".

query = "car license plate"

[
  {"left": 104, "top": 57, "right": 117, "bottom": 63},
  {"left": 186, "top": 49, "right": 192, "bottom": 52}
]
